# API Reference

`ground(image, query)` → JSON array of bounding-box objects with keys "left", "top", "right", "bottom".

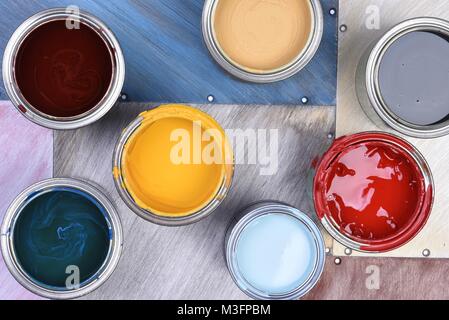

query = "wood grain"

[
  {"left": 54, "top": 102, "right": 335, "bottom": 299},
  {"left": 303, "top": 0, "right": 449, "bottom": 300},
  {"left": 334, "top": 0, "right": 449, "bottom": 258},
  {"left": 0, "top": 102, "right": 51, "bottom": 300},
  {"left": 0, "top": 0, "right": 337, "bottom": 105}
]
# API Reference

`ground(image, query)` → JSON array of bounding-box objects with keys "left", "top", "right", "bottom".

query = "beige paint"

[{"left": 213, "top": 0, "right": 313, "bottom": 73}]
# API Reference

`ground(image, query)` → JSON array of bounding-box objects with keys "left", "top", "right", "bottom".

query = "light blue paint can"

[{"left": 225, "top": 201, "right": 325, "bottom": 300}]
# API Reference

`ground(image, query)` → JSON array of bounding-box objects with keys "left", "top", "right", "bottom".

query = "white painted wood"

[{"left": 335, "top": 0, "right": 449, "bottom": 258}]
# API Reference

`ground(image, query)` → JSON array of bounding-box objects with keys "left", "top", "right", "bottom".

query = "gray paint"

[{"left": 379, "top": 31, "right": 449, "bottom": 126}]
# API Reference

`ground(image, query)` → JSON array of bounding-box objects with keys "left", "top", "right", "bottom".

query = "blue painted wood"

[{"left": 0, "top": 0, "right": 337, "bottom": 105}]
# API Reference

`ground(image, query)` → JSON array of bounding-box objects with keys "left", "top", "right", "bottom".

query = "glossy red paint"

[
  {"left": 313, "top": 132, "right": 433, "bottom": 252},
  {"left": 14, "top": 20, "right": 113, "bottom": 118}
]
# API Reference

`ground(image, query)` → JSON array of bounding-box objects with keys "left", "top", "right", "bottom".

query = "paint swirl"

[{"left": 13, "top": 189, "right": 111, "bottom": 289}]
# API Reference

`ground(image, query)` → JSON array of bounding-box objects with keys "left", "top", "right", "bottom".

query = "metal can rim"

[
  {"left": 224, "top": 201, "right": 326, "bottom": 300},
  {"left": 0, "top": 178, "right": 123, "bottom": 299},
  {"left": 112, "top": 106, "right": 235, "bottom": 227},
  {"left": 2, "top": 8, "right": 125, "bottom": 130},
  {"left": 201, "top": 0, "right": 324, "bottom": 83},
  {"left": 365, "top": 17, "right": 449, "bottom": 138}
]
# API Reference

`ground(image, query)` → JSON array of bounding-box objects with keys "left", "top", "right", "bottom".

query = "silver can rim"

[
  {"left": 201, "top": 0, "right": 324, "bottom": 83},
  {"left": 365, "top": 17, "right": 449, "bottom": 138},
  {"left": 225, "top": 201, "right": 326, "bottom": 300},
  {"left": 0, "top": 178, "right": 123, "bottom": 299},
  {"left": 2, "top": 8, "right": 126, "bottom": 130},
  {"left": 112, "top": 108, "right": 234, "bottom": 227}
]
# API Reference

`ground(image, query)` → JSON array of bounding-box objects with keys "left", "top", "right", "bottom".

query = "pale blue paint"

[{"left": 235, "top": 213, "right": 318, "bottom": 295}]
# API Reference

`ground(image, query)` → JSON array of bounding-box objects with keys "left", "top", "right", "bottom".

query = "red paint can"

[{"left": 313, "top": 132, "right": 433, "bottom": 252}]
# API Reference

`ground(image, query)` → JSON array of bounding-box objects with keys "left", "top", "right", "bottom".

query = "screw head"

[
  {"left": 340, "top": 24, "right": 348, "bottom": 32},
  {"left": 422, "top": 249, "right": 430, "bottom": 257},
  {"left": 329, "top": 8, "right": 336, "bottom": 16},
  {"left": 344, "top": 248, "right": 352, "bottom": 256},
  {"left": 301, "top": 96, "right": 309, "bottom": 104},
  {"left": 120, "top": 93, "right": 128, "bottom": 101},
  {"left": 207, "top": 95, "right": 215, "bottom": 103},
  {"left": 334, "top": 257, "right": 342, "bottom": 265}
]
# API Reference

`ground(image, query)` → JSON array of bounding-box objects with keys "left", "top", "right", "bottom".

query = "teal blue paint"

[
  {"left": 12, "top": 188, "right": 111, "bottom": 290},
  {"left": 235, "top": 213, "right": 317, "bottom": 295}
]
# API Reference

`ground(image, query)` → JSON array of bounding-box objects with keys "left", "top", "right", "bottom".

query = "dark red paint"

[
  {"left": 314, "top": 133, "right": 433, "bottom": 252},
  {"left": 15, "top": 20, "right": 113, "bottom": 118}
]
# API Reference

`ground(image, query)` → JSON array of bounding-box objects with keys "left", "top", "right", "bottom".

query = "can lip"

[
  {"left": 313, "top": 132, "right": 434, "bottom": 253},
  {"left": 225, "top": 201, "right": 326, "bottom": 300},
  {"left": 0, "top": 178, "right": 123, "bottom": 299},
  {"left": 112, "top": 106, "right": 235, "bottom": 227},
  {"left": 365, "top": 17, "right": 449, "bottom": 138},
  {"left": 201, "top": 0, "right": 324, "bottom": 83},
  {"left": 2, "top": 8, "right": 125, "bottom": 130}
]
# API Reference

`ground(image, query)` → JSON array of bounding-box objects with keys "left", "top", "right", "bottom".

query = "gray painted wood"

[{"left": 54, "top": 102, "right": 335, "bottom": 299}]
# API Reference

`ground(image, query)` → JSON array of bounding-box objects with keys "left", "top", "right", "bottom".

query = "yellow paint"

[
  {"left": 213, "top": 0, "right": 313, "bottom": 73},
  {"left": 121, "top": 104, "right": 233, "bottom": 217}
]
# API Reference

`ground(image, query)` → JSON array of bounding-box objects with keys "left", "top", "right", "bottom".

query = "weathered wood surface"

[
  {"left": 0, "top": 102, "right": 51, "bottom": 300},
  {"left": 305, "top": 0, "right": 449, "bottom": 300},
  {"left": 54, "top": 102, "right": 335, "bottom": 299},
  {"left": 0, "top": 0, "right": 337, "bottom": 105},
  {"left": 335, "top": 0, "right": 449, "bottom": 259}
]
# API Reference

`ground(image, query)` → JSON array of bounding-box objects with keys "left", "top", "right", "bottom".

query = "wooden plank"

[
  {"left": 0, "top": 102, "right": 51, "bottom": 300},
  {"left": 54, "top": 102, "right": 335, "bottom": 299},
  {"left": 306, "top": 257, "right": 449, "bottom": 300},
  {"left": 302, "top": 0, "right": 449, "bottom": 300},
  {"left": 0, "top": 0, "right": 337, "bottom": 105},
  {"left": 334, "top": 0, "right": 449, "bottom": 259}
]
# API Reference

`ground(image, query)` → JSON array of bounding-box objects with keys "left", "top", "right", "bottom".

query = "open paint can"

[
  {"left": 0, "top": 178, "right": 123, "bottom": 299},
  {"left": 3, "top": 8, "right": 125, "bottom": 130},
  {"left": 357, "top": 18, "right": 449, "bottom": 138},
  {"left": 313, "top": 132, "right": 433, "bottom": 253},
  {"left": 202, "top": 0, "right": 323, "bottom": 83},
  {"left": 113, "top": 104, "right": 234, "bottom": 226},
  {"left": 225, "top": 201, "right": 325, "bottom": 300}
]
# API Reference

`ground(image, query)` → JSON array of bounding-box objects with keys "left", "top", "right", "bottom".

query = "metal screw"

[
  {"left": 325, "top": 247, "right": 331, "bottom": 254},
  {"left": 422, "top": 249, "right": 430, "bottom": 257},
  {"left": 340, "top": 24, "right": 348, "bottom": 32},
  {"left": 334, "top": 257, "right": 342, "bottom": 265},
  {"left": 344, "top": 248, "right": 352, "bottom": 256},
  {"left": 207, "top": 94, "right": 215, "bottom": 103},
  {"left": 329, "top": 8, "right": 337, "bottom": 16},
  {"left": 327, "top": 133, "right": 334, "bottom": 140},
  {"left": 120, "top": 93, "right": 128, "bottom": 101},
  {"left": 301, "top": 96, "right": 309, "bottom": 104}
]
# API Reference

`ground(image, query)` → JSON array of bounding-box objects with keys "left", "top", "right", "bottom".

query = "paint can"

[
  {"left": 356, "top": 18, "right": 449, "bottom": 138},
  {"left": 202, "top": 0, "right": 323, "bottom": 83},
  {"left": 225, "top": 201, "right": 325, "bottom": 300},
  {"left": 2, "top": 8, "right": 125, "bottom": 130},
  {"left": 113, "top": 104, "right": 234, "bottom": 226},
  {"left": 313, "top": 132, "right": 433, "bottom": 253},
  {"left": 0, "top": 178, "right": 123, "bottom": 299}
]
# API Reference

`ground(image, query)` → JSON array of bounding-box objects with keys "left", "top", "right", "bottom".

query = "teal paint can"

[{"left": 1, "top": 178, "right": 123, "bottom": 299}]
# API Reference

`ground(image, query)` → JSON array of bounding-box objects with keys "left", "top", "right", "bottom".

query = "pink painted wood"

[{"left": 0, "top": 101, "right": 52, "bottom": 300}]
